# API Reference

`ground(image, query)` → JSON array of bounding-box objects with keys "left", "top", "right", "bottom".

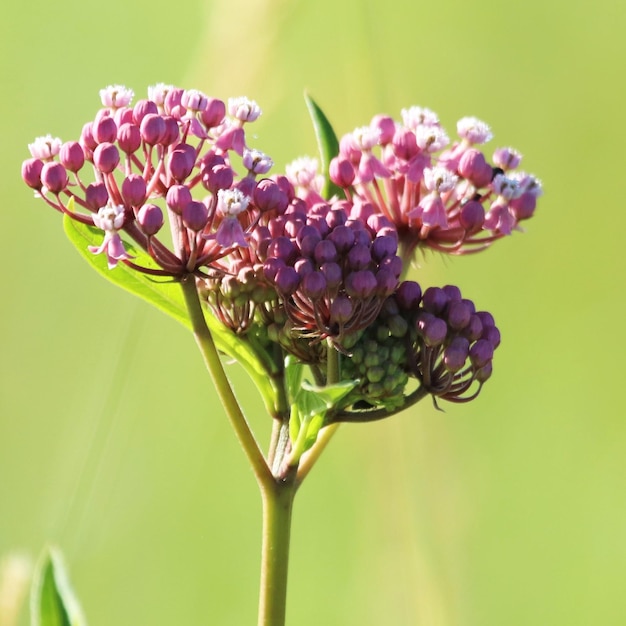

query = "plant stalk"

[{"left": 258, "top": 476, "right": 297, "bottom": 626}]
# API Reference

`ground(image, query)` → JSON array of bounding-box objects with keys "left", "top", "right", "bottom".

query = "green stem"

[
  {"left": 179, "top": 275, "right": 272, "bottom": 487},
  {"left": 258, "top": 476, "right": 297, "bottom": 626}
]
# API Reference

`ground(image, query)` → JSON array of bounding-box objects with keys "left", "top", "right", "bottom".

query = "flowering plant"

[{"left": 21, "top": 84, "right": 541, "bottom": 626}]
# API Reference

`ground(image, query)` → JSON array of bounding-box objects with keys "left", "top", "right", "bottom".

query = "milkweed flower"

[
  {"left": 21, "top": 85, "right": 280, "bottom": 278},
  {"left": 328, "top": 106, "right": 543, "bottom": 260}
]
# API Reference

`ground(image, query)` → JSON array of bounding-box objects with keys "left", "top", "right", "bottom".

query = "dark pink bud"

[
  {"left": 200, "top": 98, "right": 226, "bottom": 128},
  {"left": 446, "top": 300, "right": 472, "bottom": 330},
  {"left": 396, "top": 281, "right": 422, "bottom": 310},
  {"left": 59, "top": 141, "right": 85, "bottom": 172},
  {"left": 442, "top": 285, "right": 462, "bottom": 302},
  {"left": 140, "top": 114, "right": 166, "bottom": 145},
  {"left": 267, "top": 236, "right": 297, "bottom": 264},
  {"left": 93, "top": 143, "right": 120, "bottom": 174},
  {"left": 167, "top": 147, "right": 195, "bottom": 182},
  {"left": 476, "top": 362, "right": 493, "bottom": 383},
  {"left": 254, "top": 179, "right": 288, "bottom": 213},
  {"left": 302, "top": 271, "right": 327, "bottom": 298},
  {"left": 329, "top": 157, "right": 355, "bottom": 188},
  {"left": 114, "top": 107, "right": 134, "bottom": 127},
  {"left": 275, "top": 265, "right": 300, "bottom": 295},
  {"left": 137, "top": 203, "right": 164, "bottom": 235},
  {"left": 379, "top": 255, "right": 402, "bottom": 277},
  {"left": 443, "top": 337, "right": 470, "bottom": 372},
  {"left": 204, "top": 164, "right": 233, "bottom": 194},
  {"left": 345, "top": 270, "right": 377, "bottom": 298},
  {"left": 314, "top": 240, "right": 338, "bottom": 265},
  {"left": 375, "top": 268, "right": 398, "bottom": 296},
  {"left": 477, "top": 311, "right": 495, "bottom": 329},
  {"left": 392, "top": 127, "right": 418, "bottom": 160},
  {"left": 330, "top": 295, "right": 353, "bottom": 324},
  {"left": 469, "top": 339, "right": 494, "bottom": 368},
  {"left": 418, "top": 314, "right": 447, "bottom": 347},
  {"left": 326, "top": 208, "right": 347, "bottom": 229},
  {"left": 422, "top": 287, "right": 448, "bottom": 314},
  {"left": 182, "top": 200, "right": 209, "bottom": 231},
  {"left": 21, "top": 158, "right": 43, "bottom": 189},
  {"left": 297, "top": 226, "right": 322, "bottom": 258},
  {"left": 464, "top": 314, "right": 484, "bottom": 341},
  {"left": 371, "top": 115, "right": 395, "bottom": 144},
  {"left": 484, "top": 326, "right": 501, "bottom": 348},
  {"left": 327, "top": 225, "right": 355, "bottom": 253},
  {"left": 80, "top": 121, "right": 97, "bottom": 152},
  {"left": 166, "top": 184, "right": 192, "bottom": 214},
  {"left": 85, "top": 182, "right": 109, "bottom": 210},
  {"left": 117, "top": 123, "right": 142, "bottom": 154},
  {"left": 132, "top": 99, "right": 159, "bottom": 124},
  {"left": 294, "top": 257, "right": 314, "bottom": 277},
  {"left": 372, "top": 234, "right": 397, "bottom": 261},
  {"left": 272, "top": 175, "right": 296, "bottom": 201},
  {"left": 458, "top": 149, "right": 492, "bottom": 188},
  {"left": 509, "top": 193, "right": 537, "bottom": 221},
  {"left": 160, "top": 116, "right": 180, "bottom": 146},
  {"left": 459, "top": 200, "right": 485, "bottom": 234},
  {"left": 121, "top": 174, "right": 147, "bottom": 207},
  {"left": 40, "top": 162, "right": 68, "bottom": 194},
  {"left": 92, "top": 116, "right": 117, "bottom": 144},
  {"left": 320, "top": 262, "right": 342, "bottom": 288},
  {"left": 347, "top": 244, "right": 371, "bottom": 270},
  {"left": 163, "top": 89, "right": 185, "bottom": 116}
]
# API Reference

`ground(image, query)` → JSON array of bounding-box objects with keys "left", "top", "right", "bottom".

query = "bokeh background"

[{"left": 2, "top": 0, "right": 626, "bottom": 624}]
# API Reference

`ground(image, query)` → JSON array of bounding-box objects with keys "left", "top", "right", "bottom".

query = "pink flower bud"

[
  {"left": 40, "top": 162, "right": 68, "bottom": 194},
  {"left": 93, "top": 143, "right": 120, "bottom": 174},
  {"left": 59, "top": 141, "right": 85, "bottom": 172},
  {"left": 21, "top": 158, "right": 44, "bottom": 189},
  {"left": 137, "top": 203, "right": 164, "bottom": 236},
  {"left": 121, "top": 174, "right": 147, "bottom": 207}
]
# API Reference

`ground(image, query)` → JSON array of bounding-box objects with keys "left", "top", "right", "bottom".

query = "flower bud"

[
  {"left": 40, "top": 162, "right": 68, "bottom": 194},
  {"left": 137, "top": 203, "right": 164, "bottom": 236}
]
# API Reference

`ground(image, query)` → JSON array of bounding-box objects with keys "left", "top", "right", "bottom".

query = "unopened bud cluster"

[{"left": 23, "top": 85, "right": 542, "bottom": 415}]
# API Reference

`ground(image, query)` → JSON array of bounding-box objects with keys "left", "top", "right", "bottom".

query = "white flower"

[
  {"left": 400, "top": 106, "right": 440, "bottom": 129},
  {"left": 28, "top": 134, "right": 61, "bottom": 160},
  {"left": 99, "top": 85, "right": 134, "bottom": 108},
  {"left": 457, "top": 117, "right": 493, "bottom": 144},
  {"left": 228, "top": 97, "right": 261, "bottom": 122},
  {"left": 217, "top": 189, "right": 250, "bottom": 217},
  {"left": 423, "top": 166, "right": 458, "bottom": 193}
]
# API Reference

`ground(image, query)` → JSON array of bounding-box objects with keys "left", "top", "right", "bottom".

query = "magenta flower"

[{"left": 88, "top": 205, "right": 133, "bottom": 269}]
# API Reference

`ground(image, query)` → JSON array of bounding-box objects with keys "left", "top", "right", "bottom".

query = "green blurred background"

[{"left": 2, "top": 0, "right": 625, "bottom": 624}]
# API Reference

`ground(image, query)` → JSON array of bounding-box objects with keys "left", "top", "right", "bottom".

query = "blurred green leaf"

[
  {"left": 62, "top": 206, "right": 281, "bottom": 414},
  {"left": 30, "top": 547, "right": 86, "bottom": 626},
  {"left": 304, "top": 93, "right": 342, "bottom": 199}
]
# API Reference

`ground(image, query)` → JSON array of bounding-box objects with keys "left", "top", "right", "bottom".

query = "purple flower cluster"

[
  {"left": 21, "top": 84, "right": 286, "bottom": 273},
  {"left": 396, "top": 281, "right": 500, "bottom": 403},
  {"left": 257, "top": 199, "right": 401, "bottom": 347},
  {"left": 22, "top": 86, "right": 535, "bottom": 412},
  {"left": 322, "top": 108, "right": 542, "bottom": 258}
]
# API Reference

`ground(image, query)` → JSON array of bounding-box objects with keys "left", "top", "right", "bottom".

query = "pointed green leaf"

[
  {"left": 284, "top": 356, "right": 304, "bottom": 402},
  {"left": 301, "top": 379, "right": 357, "bottom": 410},
  {"left": 31, "top": 547, "right": 86, "bottom": 626},
  {"left": 304, "top": 93, "right": 342, "bottom": 200},
  {"left": 62, "top": 208, "right": 281, "bottom": 415}
]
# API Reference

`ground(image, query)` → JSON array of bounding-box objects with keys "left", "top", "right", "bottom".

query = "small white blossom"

[
  {"left": 243, "top": 148, "right": 274, "bottom": 175},
  {"left": 148, "top": 83, "right": 176, "bottom": 107},
  {"left": 28, "top": 134, "right": 62, "bottom": 160},
  {"left": 99, "top": 85, "right": 134, "bottom": 108},
  {"left": 352, "top": 125, "right": 381, "bottom": 150},
  {"left": 457, "top": 117, "right": 493, "bottom": 144},
  {"left": 286, "top": 156, "right": 320, "bottom": 188},
  {"left": 217, "top": 189, "right": 250, "bottom": 217},
  {"left": 414, "top": 125, "right": 450, "bottom": 153},
  {"left": 92, "top": 204, "right": 125, "bottom": 232},
  {"left": 228, "top": 97, "right": 262, "bottom": 122},
  {"left": 423, "top": 166, "right": 458, "bottom": 193},
  {"left": 400, "top": 106, "right": 440, "bottom": 129},
  {"left": 492, "top": 173, "right": 522, "bottom": 200}
]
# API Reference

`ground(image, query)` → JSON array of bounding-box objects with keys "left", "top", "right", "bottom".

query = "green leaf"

[
  {"left": 63, "top": 205, "right": 190, "bottom": 329},
  {"left": 284, "top": 356, "right": 304, "bottom": 403},
  {"left": 62, "top": 206, "right": 281, "bottom": 415},
  {"left": 30, "top": 547, "right": 86, "bottom": 626},
  {"left": 304, "top": 93, "right": 342, "bottom": 200}
]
